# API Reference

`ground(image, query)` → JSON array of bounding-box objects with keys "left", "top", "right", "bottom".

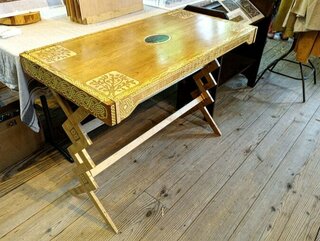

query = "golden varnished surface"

[{"left": 20, "top": 9, "right": 257, "bottom": 126}]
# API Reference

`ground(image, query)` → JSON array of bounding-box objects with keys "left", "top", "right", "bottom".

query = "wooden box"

[
  {"left": 0, "top": 116, "right": 44, "bottom": 172},
  {"left": 65, "top": 0, "right": 144, "bottom": 24}
]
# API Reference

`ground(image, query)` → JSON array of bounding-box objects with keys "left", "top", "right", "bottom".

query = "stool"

[{"left": 256, "top": 38, "right": 316, "bottom": 102}]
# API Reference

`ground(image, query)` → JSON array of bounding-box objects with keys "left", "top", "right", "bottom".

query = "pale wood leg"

[
  {"left": 49, "top": 60, "right": 221, "bottom": 234},
  {"left": 192, "top": 60, "right": 222, "bottom": 136},
  {"left": 87, "top": 191, "right": 119, "bottom": 234},
  {"left": 51, "top": 90, "right": 118, "bottom": 233},
  {"left": 198, "top": 103, "right": 222, "bottom": 136}
]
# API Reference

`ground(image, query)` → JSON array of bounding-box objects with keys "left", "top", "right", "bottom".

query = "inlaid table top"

[{"left": 20, "top": 9, "right": 257, "bottom": 126}]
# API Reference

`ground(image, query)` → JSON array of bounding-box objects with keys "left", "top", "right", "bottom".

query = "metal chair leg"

[
  {"left": 256, "top": 39, "right": 296, "bottom": 83},
  {"left": 257, "top": 38, "right": 317, "bottom": 103},
  {"left": 40, "top": 95, "right": 74, "bottom": 162},
  {"left": 299, "top": 63, "right": 305, "bottom": 103}
]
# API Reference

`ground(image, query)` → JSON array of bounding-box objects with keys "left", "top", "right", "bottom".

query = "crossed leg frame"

[{"left": 51, "top": 60, "right": 222, "bottom": 233}]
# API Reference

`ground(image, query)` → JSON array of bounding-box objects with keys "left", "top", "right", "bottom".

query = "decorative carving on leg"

[
  {"left": 51, "top": 90, "right": 118, "bottom": 233},
  {"left": 49, "top": 59, "right": 222, "bottom": 234},
  {"left": 70, "top": 168, "right": 98, "bottom": 193},
  {"left": 192, "top": 60, "right": 222, "bottom": 136}
]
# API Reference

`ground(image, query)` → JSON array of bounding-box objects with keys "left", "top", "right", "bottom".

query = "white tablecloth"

[{"left": 0, "top": 6, "right": 165, "bottom": 132}]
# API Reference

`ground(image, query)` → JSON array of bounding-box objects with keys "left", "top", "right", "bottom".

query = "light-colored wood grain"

[
  {"left": 81, "top": 0, "right": 143, "bottom": 24},
  {"left": 60, "top": 82, "right": 268, "bottom": 239},
  {"left": 88, "top": 96, "right": 177, "bottom": 162},
  {"left": 147, "top": 78, "right": 281, "bottom": 205},
  {"left": 20, "top": 11, "right": 257, "bottom": 126},
  {"left": 175, "top": 81, "right": 320, "bottom": 241},
  {"left": 0, "top": 191, "right": 91, "bottom": 241},
  {"left": 42, "top": 52, "right": 298, "bottom": 239},
  {"left": 20, "top": 12, "right": 233, "bottom": 230},
  {"left": 64, "top": 0, "right": 143, "bottom": 24},
  {"left": 144, "top": 63, "right": 307, "bottom": 211},
  {"left": 0, "top": 104, "right": 211, "bottom": 240},
  {"left": 91, "top": 96, "right": 203, "bottom": 177},
  {"left": 0, "top": 12, "right": 41, "bottom": 26},
  {"left": 0, "top": 146, "right": 57, "bottom": 197},
  {"left": 225, "top": 59, "right": 320, "bottom": 241},
  {"left": 2, "top": 40, "right": 319, "bottom": 241},
  {"left": 51, "top": 64, "right": 220, "bottom": 231},
  {"left": 85, "top": 68, "right": 310, "bottom": 238},
  {"left": 87, "top": 190, "right": 119, "bottom": 234},
  {"left": 91, "top": 64, "right": 221, "bottom": 176},
  {"left": 50, "top": 192, "right": 165, "bottom": 241},
  {"left": 38, "top": 115, "right": 216, "bottom": 240},
  {"left": 40, "top": 87, "right": 237, "bottom": 240},
  {"left": 142, "top": 74, "right": 318, "bottom": 241},
  {"left": 0, "top": 156, "right": 74, "bottom": 238},
  {"left": 0, "top": 97, "right": 180, "bottom": 240},
  {"left": 144, "top": 82, "right": 284, "bottom": 208},
  {"left": 228, "top": 99, "right": 320, "bottom": 241},
  {"left": 96, "top": 192, "right": 165, "bottom": 241},
  {"left": 52, "top": 94, "right": 118, "bottom": 232},
  {"left": 272, "top": 157, "right": 320, "bottom": 241}
]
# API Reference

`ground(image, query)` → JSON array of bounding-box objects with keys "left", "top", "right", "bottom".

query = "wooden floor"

[{"left": 1, "top": 39, "right": 320, "bottom": 241}]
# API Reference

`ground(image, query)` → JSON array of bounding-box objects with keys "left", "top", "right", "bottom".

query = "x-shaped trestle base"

[{"left": 52, "top": 60, "right": 222, "bottom": 233}]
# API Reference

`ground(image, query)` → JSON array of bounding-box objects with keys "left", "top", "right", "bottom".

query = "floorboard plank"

[
  {"left": 0, "top": 155, "right": 74, "bottom": 238},
  {"left": 176, "top": 78, "right": 320, "bottom": 241},
  {"left": 1, "top": 39, "right": 320, "bottom": 241},
  {"left": 0, "top": 147, "right": 59, "bottom": 197},
  {"left": 141, "top": 73, "right": 318, "bottom": 241},
  {"left": 145, "top": 74, "right": 292, "bottom": 210},
  {"left": 228, "top": 99, "right": 320, "bottom": 241},
  {"left": 0, "top": 99, "right": 176, "bottom": 240},
  {"left": 259, "top": 123, "right": 320, "bottom": 241},
  {"left": 46, "top": 114, "right": 218, "bottom": 240},
  {"left": 40, "top": 75, "right": 269, "bottom": 240}
]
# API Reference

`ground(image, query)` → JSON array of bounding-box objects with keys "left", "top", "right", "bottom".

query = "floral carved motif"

[
  {"left": 31, "top": 45, "right": 77, "bottom": 64},
  {"left": 86, "top": 71, "right": 140, "bottom": 98}
]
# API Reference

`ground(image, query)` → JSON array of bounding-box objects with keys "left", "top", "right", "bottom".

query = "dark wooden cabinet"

[{"left": 219, "top": 0, "right": 274, "bottom": 87}]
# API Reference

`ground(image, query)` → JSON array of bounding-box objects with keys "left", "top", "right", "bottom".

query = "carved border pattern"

[
  {"left": 20, "top": 57, "right": 116, "bottom": 125},
  {"left": 167, "top": 9, "right": 195, "bottom": 19},
  {"left": 118, "top": 98, "right": 135, "bottom": 120},
  {"left": 30, "top": 45, "right": 77, "bottom": 64},
  {"left": 20, "top": 23, "right": 256, "bottom": 124}
]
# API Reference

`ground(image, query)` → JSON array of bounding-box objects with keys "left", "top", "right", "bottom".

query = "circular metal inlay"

[{"left": 144, "top": 34, "right": 171, "bottom": 44}]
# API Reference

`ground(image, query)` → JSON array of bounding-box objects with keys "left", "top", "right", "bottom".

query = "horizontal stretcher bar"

[{"left": 90, "top": 95, "right": 204, "bottom": 177}]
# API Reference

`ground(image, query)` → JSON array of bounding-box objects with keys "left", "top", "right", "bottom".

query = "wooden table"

[{"left": 20, "top": 9, "right": 257, "bottom": 233}]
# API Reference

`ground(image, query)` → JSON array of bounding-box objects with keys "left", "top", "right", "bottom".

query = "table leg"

[
  {"left": 50, "top": 60, "right": 221, "bottom": 234},
  {"left": 51, "top": 90, "right": 119, "bottom": 233},
  {"left": 192, "top": 60, "right": 222, "bottom": 136}
]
